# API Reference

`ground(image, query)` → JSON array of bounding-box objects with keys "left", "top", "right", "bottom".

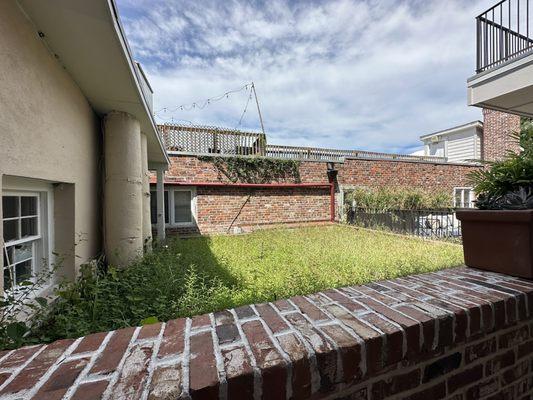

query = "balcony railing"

[
  {"left": 158, "top": 123, "right": 448, "bottom": 163},
  {"left": 477, "top": 0, "right": 533, "bottom": 73},
  {"left": 160, "top": 124, "right": 266, "bottom": 156}
]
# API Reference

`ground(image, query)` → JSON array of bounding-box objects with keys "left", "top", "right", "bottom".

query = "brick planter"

[{"left": 1, "top": 267, "right": 533, "bottom": 399}]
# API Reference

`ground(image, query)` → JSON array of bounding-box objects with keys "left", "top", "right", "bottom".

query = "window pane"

[
  {"left": 4, "top": 268, "right": 12, "bottom": 291},
  {"left": 3, "top": 219, "right": 19, "bottom": 242},
  {"left": 13, "top": 243, "right": 32, "bottom": 264},
  {"left": 165, "top": 192, "right": 169, "bottom": 224},
  {"left": 3, "top": 247, "right": 13, "bottom": 268},
  {"left": 2, "top": 196, "right": 18, "bottom": 219},
  {"left": 150, "top": 191, "right": 169, "bottom": 224},
  {"left": 15, "top": 260, "right": 32, "bottom": 284},
  {"left": 20, "top": 196, "right": 37, "bottom": 216},
  {"left": 21, "top": 217, "right": 38, "bottom": 237},
  {"left": 174, "top": 191, "right": 191, "bottom": 223},
  {"left": 454, "top": 190, "right": 462, "bottom": 207},
  {"left": 150, "top": 191, "right": 156, "bottom": 223}
]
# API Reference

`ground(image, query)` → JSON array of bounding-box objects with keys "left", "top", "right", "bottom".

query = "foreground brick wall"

[
  {"left": 1, "top": 267, "right": 533, "bottom": 399},
  {"left": 482, "top": 109, "right": 521, "bottom": 162}
]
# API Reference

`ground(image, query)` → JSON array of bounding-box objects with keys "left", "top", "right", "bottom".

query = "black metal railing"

[
  {"left": 477, "top": 0, "right": 533, "bottom": 73},
  {"left": 346, "top": 207, "right": 464, "bottom": 240}
]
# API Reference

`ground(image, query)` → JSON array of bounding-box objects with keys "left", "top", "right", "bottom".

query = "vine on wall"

[{"left": 198, "top": 156, "right": 301, "bottom": 183}]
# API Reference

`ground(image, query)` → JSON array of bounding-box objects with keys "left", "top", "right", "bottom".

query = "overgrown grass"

[{"left": 28, "top": 225, "right": 463, "bottom": 345}]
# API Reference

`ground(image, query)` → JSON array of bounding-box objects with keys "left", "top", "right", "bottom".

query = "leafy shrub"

[
  {"left": 469, "top": 125, "right": 533, "bottom": 210},
  {"left": 0, "top": 263, "right": 56, "bottom": 349},
  {"left": 7, "top": 226, "right": 462, "bottom": 349},
  {"left": 345, "top": 187, "right": 453, "bottom": 212}
]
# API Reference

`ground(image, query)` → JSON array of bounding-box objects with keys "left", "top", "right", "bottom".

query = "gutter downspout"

[{"left": 326, "top": 163, "right": 338, "bottom": 223}]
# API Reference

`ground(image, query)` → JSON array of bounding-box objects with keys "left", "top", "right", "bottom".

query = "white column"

[
  {"left": 140, "top": 133, "right": 152, "bottom": 251},
  {"left": 156, "top": 166, "right": 166, "bottom": 242},
  {"left": 104, "top": 111, "right": 143, "bottom": 267}
]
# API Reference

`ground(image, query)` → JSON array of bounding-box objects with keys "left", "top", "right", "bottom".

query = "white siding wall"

[
  {"left": 446, "top": 130, "right": 477, "bottom": 162},
  {"left": 422, "top": 126, "right": 481, "bottom": 162}
]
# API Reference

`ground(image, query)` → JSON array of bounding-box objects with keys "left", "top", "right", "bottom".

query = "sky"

[{"left": 116, "top": 0, "right": 495, "bottom": 154}]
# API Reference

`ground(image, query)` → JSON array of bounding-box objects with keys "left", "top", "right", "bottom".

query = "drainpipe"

[{"left": 326, "top": 162, "right": 338, "bottom": 222}]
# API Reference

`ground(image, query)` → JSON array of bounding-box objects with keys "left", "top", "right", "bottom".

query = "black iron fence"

[
  {"left": 477, "top": 0, "right": 533, "bottom": 73},
  {"left": 346, "top": 207, "right": 463, "bottom": 240}
]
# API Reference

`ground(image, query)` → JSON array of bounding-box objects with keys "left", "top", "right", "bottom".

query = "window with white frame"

[
  {"left": 453, "top": 187, "right": 475, "bottom": 208},
  {"left": 2, "top": 193, "right": 43, "bottom": 291},
  {"left": 150, "top": 187, "right": 196, "bottom": 227}
]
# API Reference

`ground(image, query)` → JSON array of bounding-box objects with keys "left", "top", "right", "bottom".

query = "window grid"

[
  {"left": 453, "top": 187, "right": 475, "bottom": 208},
  {"left": 2, "top": 194, "right": 41, "bottom": 292},
  {"left": 150, "top": 187, "right": 196, "bottom": 227}
]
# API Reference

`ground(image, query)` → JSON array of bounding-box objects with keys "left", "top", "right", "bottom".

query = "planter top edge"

[{"left": 456, "top": 209, "right": 533, "bottom": 222}]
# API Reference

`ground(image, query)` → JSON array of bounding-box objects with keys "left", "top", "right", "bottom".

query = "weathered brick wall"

[
  {"left": 338, "top": 158, "right": 479, "bottom": 193},
  {"left": 171, "top": 186, "right": 331, "bottom": 235},
  {"left": 156, "top": 155, "right": 480, "bottom": 234},
  {"left": 1, "top": 267, "right": 532, "bottom": 399},
  {"left": 482, "top": 109, "right": 521, "bottom": 162}
]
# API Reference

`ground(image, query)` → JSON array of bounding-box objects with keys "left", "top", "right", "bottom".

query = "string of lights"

[
  {"left": 153, "top": 82, "right": 253, "bottom": 116},
  {"left": 234, "top": 86, "right": 253, "bottom": 129}
]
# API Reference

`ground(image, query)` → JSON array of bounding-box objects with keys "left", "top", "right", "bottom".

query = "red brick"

[
  {"left": 486, "top": 349, "right": 516, "bottom": 376},
  {"left": 371, "top": 368, "right": 420, "bottom": 400},
  {"left": 357, "top": 297, "right": 420, "bottom": 356},
  {"left": 137, "top": 322, "right": 162, "bottom": 341},
  {"left": 189, "top": 331, "right": 219, "bottom": 399},
  {"left": 292, "top": 296, "right": 329, "bottom": 322},
  {"left": 320, "top": 324, "right": 362, "bottom": 383},
  {"left": 465, "top": 337, "right": 496, "bottom": 364},
  {"left": 324, "top": 303, "right": 383, "bottom": 374},
  {"left": 465, "top": 377, "right": 499, "bottom": 400},
  {"left": 285, "top": 312, "right": 336, "bottom": 392},
  {"left": 322, "top": 289, "right": 366, "bottom": 313},
  {"left": 362, "top": 312, "right": 404, "bottom": 366},
  {"left": 447, "top": 364, "right": 483, "bottom": 394},
  {"left": 242, "top": 320, "right": 287, "bottom": 400},
  {"left": 191, "top": 314, "right": 211, "bottom": 330},
  {"left": 158, "top": 318, "right": 186, "bottom": 358},
  {"left": 148, "top": 364, "right": 182, "bottom": 400},
  {"left": 72, "top": 332, "right": 108, "bottom": 354},
  {"left": 89, "top": 327, "right": 135, "bottom": 375},
  {"left": 0, "top": 339, "right": 73, "bottom": 396},
  {"left": 277, "top": 333, "right": 312, "bottom": 400},
  {"left": 108, "top": 343, "right": 153, "bottom": 399},
  {"left": 256, "top": 303, "right": 289, "bottom": 334},
  {"left": 70, "top": 380, "right": 110, "bottom": 400},
  {"left": 221, "top": 345, "right": 254, "bottom": 399},
  {"left": 0, "top": 345, "right": 43, "bottom": 370},
  {"left": 501, "top": 360, "right": 529, "bottom": 386},
  {"left": 33, "top": 358, "right": 89, "bottom": 400},
  {"left": 500, "top": 326, "right": 530, "bottom": 349}
]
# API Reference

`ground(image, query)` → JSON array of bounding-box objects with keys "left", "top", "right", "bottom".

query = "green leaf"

[
  {"left": 140, "top": 316, "right": 158, "bottom": 325},
  {"left": 19, "top": 281, "right": 33, "bottom": 286},
  {"left": 35, "top": 297, "right": 48, "bottom": 307},
  {"left": 6, "top": 322, "right": 27, "bottom": 340}
]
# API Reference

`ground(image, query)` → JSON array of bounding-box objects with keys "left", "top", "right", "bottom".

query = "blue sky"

[{"left": 116, "top": 0, "right": 494, "bottom": 153}]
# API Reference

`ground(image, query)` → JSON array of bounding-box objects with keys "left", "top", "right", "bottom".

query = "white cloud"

[{"left": 117, "top": 0, "right": 495, "bottom": 153}]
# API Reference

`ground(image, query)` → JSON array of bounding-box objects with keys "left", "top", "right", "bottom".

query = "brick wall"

[
  {"left": 154, "top": 155, "right": 480, "bottom": 235},
  {"left": 171, "top": 186, "right": 331, "bottom": 235},
  {"left": 482, "top": 109, "right": 521, "bottom": 162},
  {"left": 338, "top": 158, "right": 478, "bottom": 193},
  {"left": 2, "top": 267, "right": 533, "bottom": 399}
]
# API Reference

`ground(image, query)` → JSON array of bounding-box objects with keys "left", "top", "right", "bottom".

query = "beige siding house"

[{"left": 0, "top": 0, "right": 168, "bottom": 294}]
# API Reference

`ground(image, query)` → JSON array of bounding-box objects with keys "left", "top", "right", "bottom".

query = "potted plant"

[{"left": 457, "top": 124, "right": 533, "bottom": 278}]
